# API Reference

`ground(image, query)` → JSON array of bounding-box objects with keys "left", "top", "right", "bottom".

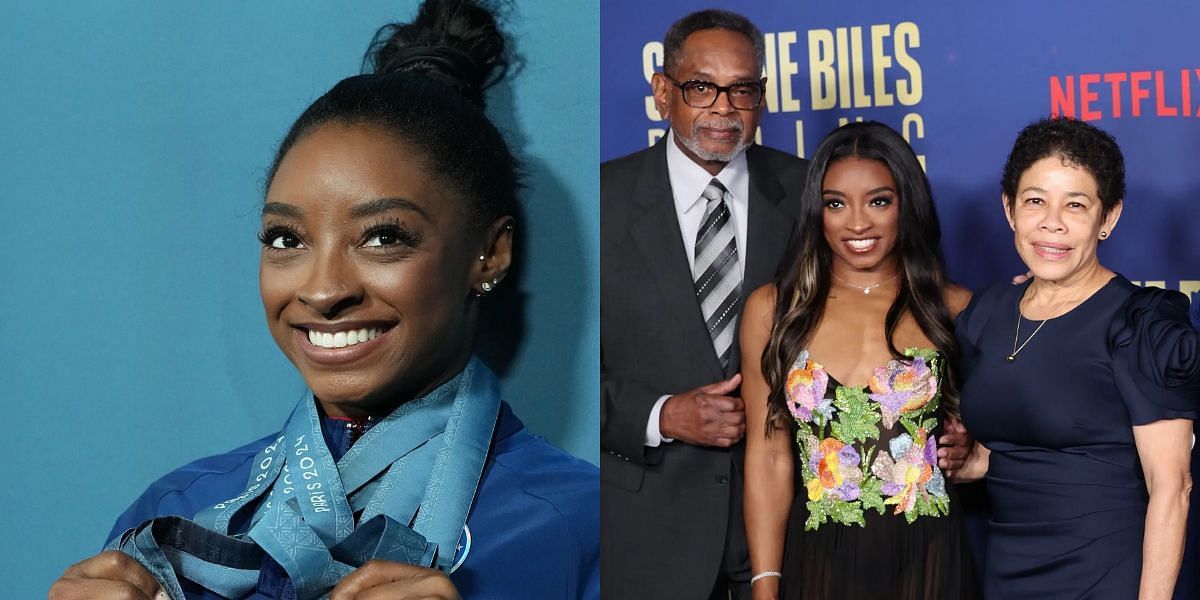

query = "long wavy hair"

[{"left": 762, "top": 121, "right": 960, "bottom": 434}]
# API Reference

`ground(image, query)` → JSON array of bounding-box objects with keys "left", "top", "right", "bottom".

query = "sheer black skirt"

[{"left": 780, "top": 487, "right": 979, "bottom": 600}]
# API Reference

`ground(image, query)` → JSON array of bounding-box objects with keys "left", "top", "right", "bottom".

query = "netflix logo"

[{"left": 1049, "top": 69, "right": 1200, "bottom": 121}]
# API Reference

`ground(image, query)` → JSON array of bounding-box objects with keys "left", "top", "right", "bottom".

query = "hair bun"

[{"left": 366, "top": 0, "right": 510, "bottom": 108}]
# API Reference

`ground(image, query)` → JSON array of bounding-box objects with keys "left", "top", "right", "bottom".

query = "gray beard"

[{"left": 676, "top": 127, "right": 750, "bottom": 163}]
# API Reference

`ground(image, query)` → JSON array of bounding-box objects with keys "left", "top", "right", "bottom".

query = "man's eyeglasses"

[{"left": 664, "top": 75, "right": 766, "bottom": 110}]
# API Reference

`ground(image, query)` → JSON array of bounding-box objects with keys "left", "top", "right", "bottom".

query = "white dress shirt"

[{"left": 646, "top": 132, "right": 750, "bottom": 447}]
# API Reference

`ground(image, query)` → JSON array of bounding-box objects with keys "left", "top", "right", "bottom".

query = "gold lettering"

[
  {"left": 836, "top": 27, "right": 851, "bottom": 109},
  {"left": 808, "top": 29, "right": 836, "bottom": 110},
  {"left": 643, "top": 42, "right": 664, "bottom": 120},
  {"left": 795, "top": 120, "right": 806, "bottom": 158},
  {"left": 778, "top": 31, "right": 802, "bottom": 112},
  {"left": 1179, "top": 280, "right": 1200, "bottom": 301},
  {"left": 850, "top": 27, "right": 871, "bottom": 108},
  {"left": 763, "top": 34, "right": 780, "bottom": 113},
  {"left": 902, "top": 113, "right": 926, "bottom": 171},
  {"left": 871, "top": 25, "right": 895, "bottom": 107},
  {"left": 894, "top": 22, "right": 923, "bottom": 105},
  {"left": 1132, "top": 280, "right": 1168, "bottom": 289}
]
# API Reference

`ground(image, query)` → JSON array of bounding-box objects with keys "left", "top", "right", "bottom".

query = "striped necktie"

[{"left": 693, "top": 178, "right": 741, "bottom": 369}]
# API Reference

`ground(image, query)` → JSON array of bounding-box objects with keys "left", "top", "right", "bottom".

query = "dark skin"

[
  {"left": 50, "top": 123, "right": 510, "bottom": 597},
  {"left": 50, "top": 551, "right": 166, "bottom": 600},
  {"left": 649, "top": 32, "right": 971, "bottom": 461},
  {"left": 742, "top": 157, "right": 971, "bottom": 600},
  {"left": 651, "top": 27, "right": 764, "bottom": 447}
]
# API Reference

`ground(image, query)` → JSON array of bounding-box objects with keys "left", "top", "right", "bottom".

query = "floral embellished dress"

[{"left": 780, "top": 348, "right": 978, "bottom": 599}]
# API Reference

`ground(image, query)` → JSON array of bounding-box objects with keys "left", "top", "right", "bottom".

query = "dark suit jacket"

[{"left": 601, "top": 138, "right": 808, "bottom": 600}]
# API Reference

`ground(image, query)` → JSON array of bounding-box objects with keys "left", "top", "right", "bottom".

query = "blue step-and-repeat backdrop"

[{"left": 602, "top": 1, "right": 1199, "bottom": 596}]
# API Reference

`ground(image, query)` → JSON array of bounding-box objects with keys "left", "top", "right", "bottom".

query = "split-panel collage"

[{"left": 3, "top": 0, "right": 1199, "bottom": 598}]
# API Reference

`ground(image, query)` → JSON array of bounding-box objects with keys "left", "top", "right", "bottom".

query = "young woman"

[
  {"left": 49, "top": 1, "right": 598, "bottom": 598},
  {"left": 741, "top": 121, "right": 978, "bottom": 599}
]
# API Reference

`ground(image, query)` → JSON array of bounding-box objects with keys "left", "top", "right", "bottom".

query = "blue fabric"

[
  {"left": 107, "top": 401, "right": 599, "bottom": 599},
  {"left": 958, "top": 276, "right": 1199, "bottom": 598}
]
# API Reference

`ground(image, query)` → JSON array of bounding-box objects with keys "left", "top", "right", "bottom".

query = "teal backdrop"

[{"left": 0, "top": 2, "right": 598, "bottom": 595}]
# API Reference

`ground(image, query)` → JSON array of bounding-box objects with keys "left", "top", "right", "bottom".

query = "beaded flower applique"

[{"left": 787, "top": 349, "right": 950, "bottom": 530}]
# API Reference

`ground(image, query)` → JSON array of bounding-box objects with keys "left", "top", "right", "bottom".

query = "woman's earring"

[
  {"left": 1099, "top": 231, "right": 1109, "bottom": 240},
  {"left": 481, "top": 281, "right": 493, "bottom": 292}
]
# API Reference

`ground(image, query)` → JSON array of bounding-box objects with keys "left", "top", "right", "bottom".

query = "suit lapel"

[
  {"left": 733, "top": 146, "right": 797, "bottom": 372},
  {"left": 744, "top": 146, "right": 795, "bottom": 291},
  {"left": 627, "top": 141, "right": 725, "bottom": 381}
]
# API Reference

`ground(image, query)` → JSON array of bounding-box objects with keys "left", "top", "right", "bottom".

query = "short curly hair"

[{"left": 1001, "top": 117, "right": 1125, "bottom": 217}]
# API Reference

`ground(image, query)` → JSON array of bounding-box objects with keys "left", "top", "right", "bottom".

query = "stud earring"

[
  {"left": 481, "top": 281, "right": 493, "bottom": 292},
  {"left": 478, "top": 255, "right": 486, "bottom": 261},
  {"left": 1099, "top": 231, "right": 1108, "bottom": 240}
]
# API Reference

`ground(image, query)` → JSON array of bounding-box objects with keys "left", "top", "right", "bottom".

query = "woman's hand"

[
  {"left": 936, "top": 416, "right": 973, "bottom": 478},
  {"left": 330, "top": 560, "right": 461, "bottom": 600},
  {"left": 952, "top": 441, "right": 991, "bottom": 484},
  {"left": 49, "top": 550, "right": 167, "bottom": 600}
]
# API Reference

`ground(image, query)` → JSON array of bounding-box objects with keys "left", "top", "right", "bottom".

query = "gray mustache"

[{"left": 696, "top": 119, "right": 743, "bottom": 132}]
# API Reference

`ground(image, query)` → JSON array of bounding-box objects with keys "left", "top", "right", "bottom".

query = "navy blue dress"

[{"left": 958, "top": 276, "right": 1199, "bottom": 598}]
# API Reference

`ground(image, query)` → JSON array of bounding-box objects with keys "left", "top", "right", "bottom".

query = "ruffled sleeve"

[{"left": 1107, "top": 286, "right": 1200, "bottom": 425}]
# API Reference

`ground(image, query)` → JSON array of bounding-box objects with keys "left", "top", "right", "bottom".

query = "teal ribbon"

[{"left": 108, "top": 357, "right": 501, "bottom": 600}]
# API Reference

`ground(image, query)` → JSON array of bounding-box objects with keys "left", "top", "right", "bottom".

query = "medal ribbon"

[{"left": 108, "top": 357, "right": 501, "bottom": 600}]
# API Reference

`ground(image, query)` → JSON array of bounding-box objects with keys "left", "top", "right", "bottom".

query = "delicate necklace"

[
  {"left": 832, "top": 273, "right": 898, "bottom": 295},
  {"left": 1008, "top": 295, "right": 1070, "bottom": 362}
]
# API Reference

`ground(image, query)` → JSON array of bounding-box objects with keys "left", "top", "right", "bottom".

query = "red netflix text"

[{"left": 1049, "top": 69, "right": 1200, "bottom": 121}]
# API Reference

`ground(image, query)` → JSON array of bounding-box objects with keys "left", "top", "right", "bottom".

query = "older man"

[{"left": 600, "top": 10, "right": 807, "bottom": 599}]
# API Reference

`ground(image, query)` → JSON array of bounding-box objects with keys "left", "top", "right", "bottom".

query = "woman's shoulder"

[
  {"left": 468, "top": 405, "right": 598, "bottom": 588},
  {"left": 105, "top": 432, "right": 280, "bottom": 544},
  {"left": 1106, "top": 281, "right": 1200, "bottom": 423},
  {"left": 942, "top": 282, "right": 972, "bottom": 319},
  {"left": 746, "top": 282, "right": 778, "bottom": 310},
  {"left": 482, "top": 406, "right": 598, "bottom": 523},
  {"left": 1107, "top": 281, "right": 1196, "bottom": 355}
]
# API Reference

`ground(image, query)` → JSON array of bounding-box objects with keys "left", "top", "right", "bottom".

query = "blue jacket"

[{"left": 107, "top": 402, "right": 599, "bottom": 599}]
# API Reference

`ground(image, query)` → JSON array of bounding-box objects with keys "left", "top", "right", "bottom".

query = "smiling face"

[
  {"left": 259, "top": 123, "right": 507, "bottom": 417},
  {"left": 652, "top": 28, "right": 763, "bottom": 173},
  {"left": 821, "top": 157, "right": 901, "bottom": 275},
  {"left": 1004, "top": 155, "right": 1122, "bottom": 285}
]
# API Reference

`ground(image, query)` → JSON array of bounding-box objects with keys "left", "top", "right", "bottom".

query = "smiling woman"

[
  {"left": 740, "top": 122, "right": 978, "bottom": 600},
  {"left": 955, "top": 117, "right": 1198, "bottom": 598},
  {"left": 258, "top": 125, "right": 508, "bottom": 417},
  {"left": 44, "top": 1, "right": 598, "bottom": 599}
]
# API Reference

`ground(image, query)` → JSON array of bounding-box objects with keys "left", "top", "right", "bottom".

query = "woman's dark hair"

[
  {"left": 266, "top": 0, "right": 519, "bottom": 230},
  {"left": 1001, "top": 117, "right": 1125, "bottom": 218},
  {"left": 762, "top": 121, "right": 960, "bottom": 433},
  {"left": 663, "top": 9, "right": 765, "bottom": 75}
]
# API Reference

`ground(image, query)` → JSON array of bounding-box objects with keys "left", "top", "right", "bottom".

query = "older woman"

[
  {"left": 48, "top": 1, "right": 598, "bottom": 599},
  {"left": 956, "top": 117, "right": 1198, "bottom": 598}
]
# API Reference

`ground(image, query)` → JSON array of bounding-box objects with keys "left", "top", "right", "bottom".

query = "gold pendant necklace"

[
  {"left": 832, "top": 273, "right": 898, "bottom": 295},
  {"left": 1008, "top": 296, "right": 1070, "bottom": 362}
]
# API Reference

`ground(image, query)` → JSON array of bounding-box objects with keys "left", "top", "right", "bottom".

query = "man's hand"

[
  {"left": 660, "top": 374, "right": 745, "bottom": 447},
  {"left": 937, "top": 416, "right": 973, "bottom": 478},
  {"left": 50, "top": 550, "right": 167, "bottom": 600},
  {"left": 330, "top": 560, "right": 461, "bottom": 600}
]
